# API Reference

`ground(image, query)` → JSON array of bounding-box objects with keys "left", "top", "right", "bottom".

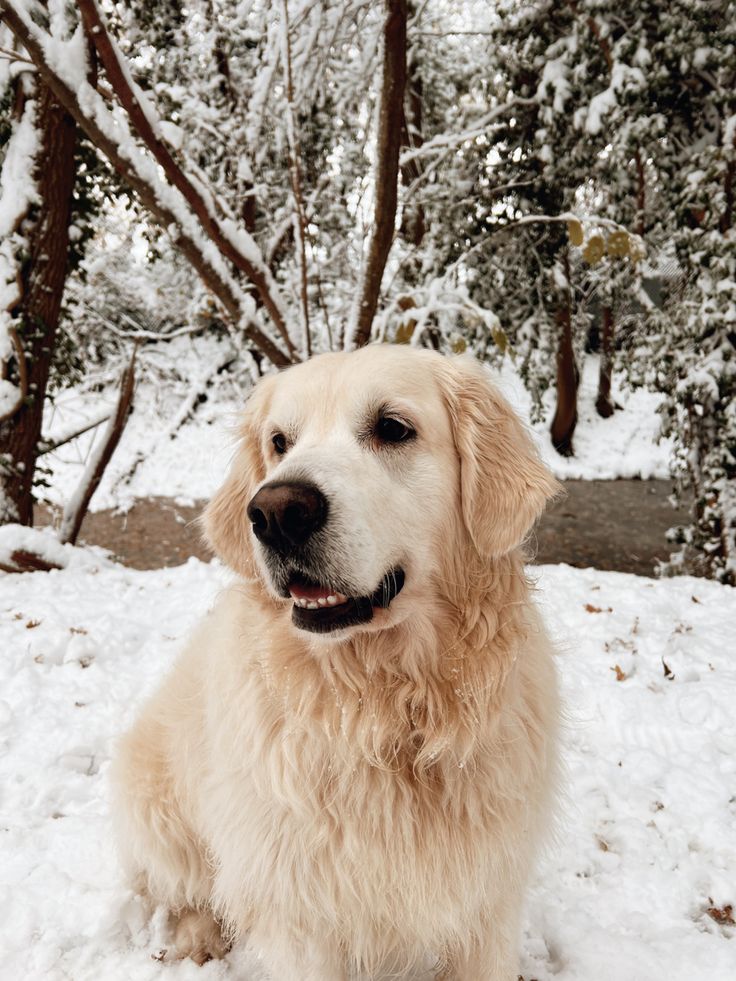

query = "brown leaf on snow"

[
  {"left": 611, "top": 664, "right": 627, "bottom": 682},
  {"left": 25, "top": 619, "right": 40, "bottom": 629},
  {"left": 691, "top": 595, "right": 701, "bottom": 603},
  {"left": 585, "top": 603, "right": 613, "bottom": 613},
  {"left": 662, "top": 658, "right": 674, "bottom": 680},
  {"left": 706, "top": 902, "right": 734, "bottom": 926}
]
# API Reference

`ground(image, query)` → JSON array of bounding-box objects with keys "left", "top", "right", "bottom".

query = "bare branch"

[
  {"left": 350, "top": 0, "right": 408, "bottom": 349},
  {"left": 59, "top": 345, "right": 138, "bottom": 545},
  {"left": 37, "top": 411, "right": 111, "bottom": 456}
]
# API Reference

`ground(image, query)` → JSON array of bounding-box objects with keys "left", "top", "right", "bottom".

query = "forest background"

[{"left": 0, "top": 0, "right": 734, "bottom": 583}]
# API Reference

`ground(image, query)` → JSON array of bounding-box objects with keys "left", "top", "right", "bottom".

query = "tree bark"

[
  {"left": 595, "top": 304, "right": 615, "bottom": 418},
  {"left": 0, "top": 81, "right": 76, "bottom": 525},
  {"left": 550, "top": 252, "right": 578, "bottom": 456},
  {"left": 399, "top": 31, "right": 426, "bottom": 249},
  {"left": 350, "top": 0, "right": 407, "bottom": 348}
]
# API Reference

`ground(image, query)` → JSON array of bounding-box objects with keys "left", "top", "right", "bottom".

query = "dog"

[{"left": 112, "top": 345, "right": 561, "bottom": 980}]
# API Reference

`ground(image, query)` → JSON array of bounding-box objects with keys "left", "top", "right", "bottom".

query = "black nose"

[{"left": 247, "top": 481, "right": 328, "bottom": 554}]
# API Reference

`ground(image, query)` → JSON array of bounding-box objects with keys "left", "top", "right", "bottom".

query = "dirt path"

[{"left": 36, "top": 480, "right": 689, "bottom": 578}]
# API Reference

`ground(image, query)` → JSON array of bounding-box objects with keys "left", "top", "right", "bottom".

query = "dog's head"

[{"left": 205, "top": 346, "right": 559, "bottom": 639}]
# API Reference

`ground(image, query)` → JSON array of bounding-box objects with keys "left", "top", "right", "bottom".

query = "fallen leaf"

[
  {"left": 706, "top": 902, "right": 734, "bottom": 926},
  {"left": 25, "top": 619, "right": 41, "bottom": 629},
  {"left": 662, "top": 658, "right": 674, "bottom": 680},
  {"left": 611, "top": 664, "right": 627, "bottom": 682},
  {"left": 585, "top": 603, "right": 613, "bottom": 613}
]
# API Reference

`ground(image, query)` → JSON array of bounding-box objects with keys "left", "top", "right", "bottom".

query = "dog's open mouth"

[{"left": 288, "top": 568, "right": 405, "bottom": 634}]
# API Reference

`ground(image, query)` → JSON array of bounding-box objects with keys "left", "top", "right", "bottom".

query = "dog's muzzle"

[{"left": 246, "top": 480, "right": 405, "bottom": 633}]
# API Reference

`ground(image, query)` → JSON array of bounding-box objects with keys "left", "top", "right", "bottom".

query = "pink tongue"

[{"left": 289, "top": 582, "right": 333, "bottom": 601}]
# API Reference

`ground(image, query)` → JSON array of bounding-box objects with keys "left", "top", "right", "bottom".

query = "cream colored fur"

[{"left": 111, "top": 346, "right": 561, "bottom": 980}]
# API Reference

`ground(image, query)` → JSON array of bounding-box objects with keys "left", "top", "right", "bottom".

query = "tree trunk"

[
  {"left": 399, "top": 25, "right": 426, "bottom": 249},
  {"left": 595, "top": 305, "right": 615, "bottom": 418},
  {"left": 350, "top": 0, "right": 408, "bottom": 348},
  {"left": 550, "top": 253, "right": 578, "bottom": 456},
  {"left": 0, "top": 82, "right": 76, "bottom": 525}
]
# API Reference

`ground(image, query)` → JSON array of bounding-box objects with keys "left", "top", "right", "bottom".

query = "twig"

[{"left": 37, "top": 411, "right": 111, "bottom": 456}]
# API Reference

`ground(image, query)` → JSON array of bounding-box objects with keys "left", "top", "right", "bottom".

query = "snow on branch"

[
  {"left": 75, "top": 0, "right": 296, "bottom": 362},
  {"left": 0, "top": 83, "right": 38, "bottom": 422},
  {"left": 399, "top": 98, "right": 536, "bottom": 167},
  {"left": 0, "top": 0, "right": 294, "bottom": 368}
]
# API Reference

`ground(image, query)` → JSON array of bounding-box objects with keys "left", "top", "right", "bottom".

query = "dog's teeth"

[
  {"left": 326, "top": 595, "right": 338, "bottom": 606},
  {"left": 306, "top": 601, "right": 319, "bottom": 610},
  {"left": 317, "top": 598, "right": 327, "bottom": 607}
]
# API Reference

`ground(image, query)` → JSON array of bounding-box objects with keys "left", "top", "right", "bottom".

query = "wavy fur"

[{"left": 112, "top": 347, "right": 561, "bottom": 981}]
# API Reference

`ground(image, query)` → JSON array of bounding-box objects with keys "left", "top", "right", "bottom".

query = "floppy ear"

[
  {"left": 202, "top": 375, "right": 275, "bottom": 577},
  {"left": 439, "top": 357, "right": 561, "bottom": 558}
]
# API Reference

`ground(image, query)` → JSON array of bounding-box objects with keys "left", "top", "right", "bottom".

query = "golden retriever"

[{"left": 112, "top": 345, "right": 561, "bottom": 980}]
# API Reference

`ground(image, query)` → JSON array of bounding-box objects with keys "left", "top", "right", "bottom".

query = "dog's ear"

[
  {"left": 203, "top": 376, "right": 275, "bottom": 577},
  {"left": 439, "top": 357, "right": 561, "bottom": 558}
]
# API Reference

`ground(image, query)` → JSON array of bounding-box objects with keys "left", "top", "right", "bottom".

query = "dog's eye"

[
  {"left": 375, "top": 416, "right": 415, "bottom": 444},
  {"left": 272, "top": 433, "right": 287, "bottom": 455}
]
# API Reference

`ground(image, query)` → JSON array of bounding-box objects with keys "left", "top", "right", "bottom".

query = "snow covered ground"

[
  {"left": 1, "top": 557, "right": 734, "bottom": 980},
  {"left": 38, "top": 338, "right": 674, "bottom": 515}
]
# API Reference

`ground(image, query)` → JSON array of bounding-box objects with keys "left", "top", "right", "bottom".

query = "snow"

[
  {"left": 537, "top": 57, "right": 571, "bottom": 120},
  {"left": 0, "top": 523, "right": 108, "bottom": 571},
  {"left": 1, "top": 558, "right": 734, "bottom": 980},
  {"left": 582, "top": 63, "right": 646, "bottom": 136},
  {"left": 499, "top": 356, "right": 673, "bottom": 480},
  {"left": 0, "top": 88, "right": 39, "bottom": 416}
]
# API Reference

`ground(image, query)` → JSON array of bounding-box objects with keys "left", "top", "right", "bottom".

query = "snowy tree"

[
  {"left": 624, "top": 1, "right": 736, "bottom": 583},
  {"left": 0, "top": 25, "right": 77, "bottom": 524}
]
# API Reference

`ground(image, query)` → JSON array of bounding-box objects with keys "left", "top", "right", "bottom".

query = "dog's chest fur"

[{"left": 195, "top": 592, "right": 548, "bottom": 962}]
